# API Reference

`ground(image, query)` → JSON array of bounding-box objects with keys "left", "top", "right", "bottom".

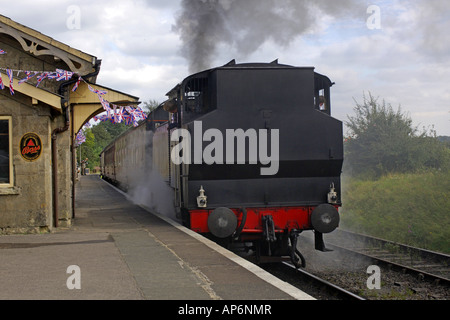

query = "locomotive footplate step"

[{"left": 0, "top": 175, "right": 314, "bottom": 300}]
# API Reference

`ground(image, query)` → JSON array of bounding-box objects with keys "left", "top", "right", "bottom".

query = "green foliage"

[
  {"left": 81, "top": 129, "right": 96, "bottom": 164},
  {"left": 344, "top": 93, "right": 449, "bottom": 178},
  {"left": 341, "top": 93, "right": 450, "bottom": 253},
  {"left": 141, "top": 99, "right": 160, "bottom": 113},
  {"left": 76, "top": 99, "right": 159, "bottom": 171},
  {"left": 340, "top": 171, "right": 450, "bottom": 254},
  {"left": 77, "top": 121, "right": 132, "bottom": 170}
]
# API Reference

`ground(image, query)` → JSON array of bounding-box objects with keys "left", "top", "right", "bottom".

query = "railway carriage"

[
  {"left": 101, "top": 60, "right": 343, "bottom": 267},
  {"left": 100, "top": 123, "right": 148, "bottom": 191}
]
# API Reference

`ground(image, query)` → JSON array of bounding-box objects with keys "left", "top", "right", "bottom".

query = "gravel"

[{"left": 295, "top": 232, "right": 449, "bottom": 300}]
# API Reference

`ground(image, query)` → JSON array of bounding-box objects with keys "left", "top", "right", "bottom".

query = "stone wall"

[
  {"left": 1, "top": 94, "right": 50, "bottom": 232},
  {"left": 0, "top": 34, "right": 73, "bottom": 233}
]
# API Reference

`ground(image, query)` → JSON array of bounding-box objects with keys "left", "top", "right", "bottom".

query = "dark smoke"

[{"left": 173, "top": 0, "right": 364, "bottom": 73}]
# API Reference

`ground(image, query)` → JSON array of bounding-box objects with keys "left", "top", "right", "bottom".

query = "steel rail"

[
  {"left": 280, "top": 261, "right": 366, "bottom": 300},
  {"left": 328, "top": 230, "right": 450, "bottom": 286}
]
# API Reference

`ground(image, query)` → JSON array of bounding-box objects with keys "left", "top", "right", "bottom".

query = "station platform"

[{"left": 0, "top": 175, "right": 314, "bottom": 301}]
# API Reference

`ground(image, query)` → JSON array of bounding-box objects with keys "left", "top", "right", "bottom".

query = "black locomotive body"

[{"left": 102, "top": 61, "right": 343, "bottom": 267}]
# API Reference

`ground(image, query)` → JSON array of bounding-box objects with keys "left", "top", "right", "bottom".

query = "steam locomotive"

[{"left": 100, "top": 60, "right": 343, "bottom": 267}]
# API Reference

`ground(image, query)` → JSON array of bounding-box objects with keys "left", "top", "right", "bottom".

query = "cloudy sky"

[{"left": 1, "top": 0, "right": 449, "bottom": 135}]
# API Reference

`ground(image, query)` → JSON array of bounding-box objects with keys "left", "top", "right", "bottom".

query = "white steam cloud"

[{"left": 125, "top": 131, "right": 177, "bottom": 221}]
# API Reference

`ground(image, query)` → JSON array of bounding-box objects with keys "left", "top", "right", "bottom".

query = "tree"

[
  {"left": 77, "top": 128, "right": 96, "bottom": 169},
  {"left": 344, "top": 93, "right": 449, "bottom": 177},
  {"left": 77, "top": 120, "right": 133, "bottom": 171},
  {"left": 75, "top": 99, "right": 161, "bottom": 172},
  {"left": 141, "top": 99, "right": 160, "bottom": 114}
]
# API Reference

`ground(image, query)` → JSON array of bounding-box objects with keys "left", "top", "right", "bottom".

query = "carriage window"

[{"left": 0, "top": 117, "right": 12, "bottom": 186}]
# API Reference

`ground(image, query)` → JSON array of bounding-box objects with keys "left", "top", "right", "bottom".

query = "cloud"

[
  {"left": 290, "top": 0, "right": 450, "bottom": 135},
  {"left": 172, "top": 0, "right": 366, "bottom": 73},
  {"left": 1, "top": 0, "right": 448, "bottom": 135},
  {"left": 386, "top": 0, "right": 450, "bottom": 61}
]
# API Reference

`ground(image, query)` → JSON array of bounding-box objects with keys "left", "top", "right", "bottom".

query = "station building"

[{"left": 0, "top": 15, "right": 139, "bottom": 233}]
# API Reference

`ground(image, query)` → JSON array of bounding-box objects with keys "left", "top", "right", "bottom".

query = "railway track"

[
  {"left": 264, "top": 261, "right": 367, "bottom": 300},
  {"left": 326, "top": 229, "right": 450, "bottom": 286},
  {"left": 258, "top": 229, "right": 449, "bottom": 300}
]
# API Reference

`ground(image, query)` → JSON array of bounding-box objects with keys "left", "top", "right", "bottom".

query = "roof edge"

[{"left": 0, "top": 14, "right": 96, "bottom": 65}]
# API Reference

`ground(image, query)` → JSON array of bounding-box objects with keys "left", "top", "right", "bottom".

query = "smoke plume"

[{"left": 173, "top": 0, "right": 363, "bottom": 73}]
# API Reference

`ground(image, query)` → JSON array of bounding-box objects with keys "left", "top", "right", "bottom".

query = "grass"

[{"left": 339, "top": 170, "right": 450, "bottom": 254}]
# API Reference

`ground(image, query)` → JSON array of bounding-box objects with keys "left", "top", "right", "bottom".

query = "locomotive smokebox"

[
  {"left": 311, "top": 204, "right": 340, "bottom": 233},
  {"left": 207, "top": 207, "right": 238, "bottom": 238}
]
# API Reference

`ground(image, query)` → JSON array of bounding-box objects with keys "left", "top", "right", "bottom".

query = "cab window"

[
  {"left": 314, "top": 74, "right": 333, "bottom": 115},
  {"left": 182, "top": 76, "right": 215, "bottom": 122}
]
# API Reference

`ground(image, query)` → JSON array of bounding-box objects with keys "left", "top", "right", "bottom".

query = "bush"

[
  {"left": 341, "top": 93, "right": 450, "bottom": 253},
  {"left": 344, "top": 93, "right": 449, "bottom": 178},
  {"left": 340, "top": 171, "right": 450, "bottom": 254}
]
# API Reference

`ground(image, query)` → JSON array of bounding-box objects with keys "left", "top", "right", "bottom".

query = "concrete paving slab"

[{"left": 0, "top": 175, "right": 314, "bottom": 301}]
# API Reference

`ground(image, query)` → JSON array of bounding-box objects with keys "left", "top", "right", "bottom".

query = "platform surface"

[{"left": 0, "top": 175, "right": 314, "bottom": 300}]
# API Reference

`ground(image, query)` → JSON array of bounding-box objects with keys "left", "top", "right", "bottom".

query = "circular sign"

[{"left": 20, "top": 132, "right": 42, "bottom": 161}]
